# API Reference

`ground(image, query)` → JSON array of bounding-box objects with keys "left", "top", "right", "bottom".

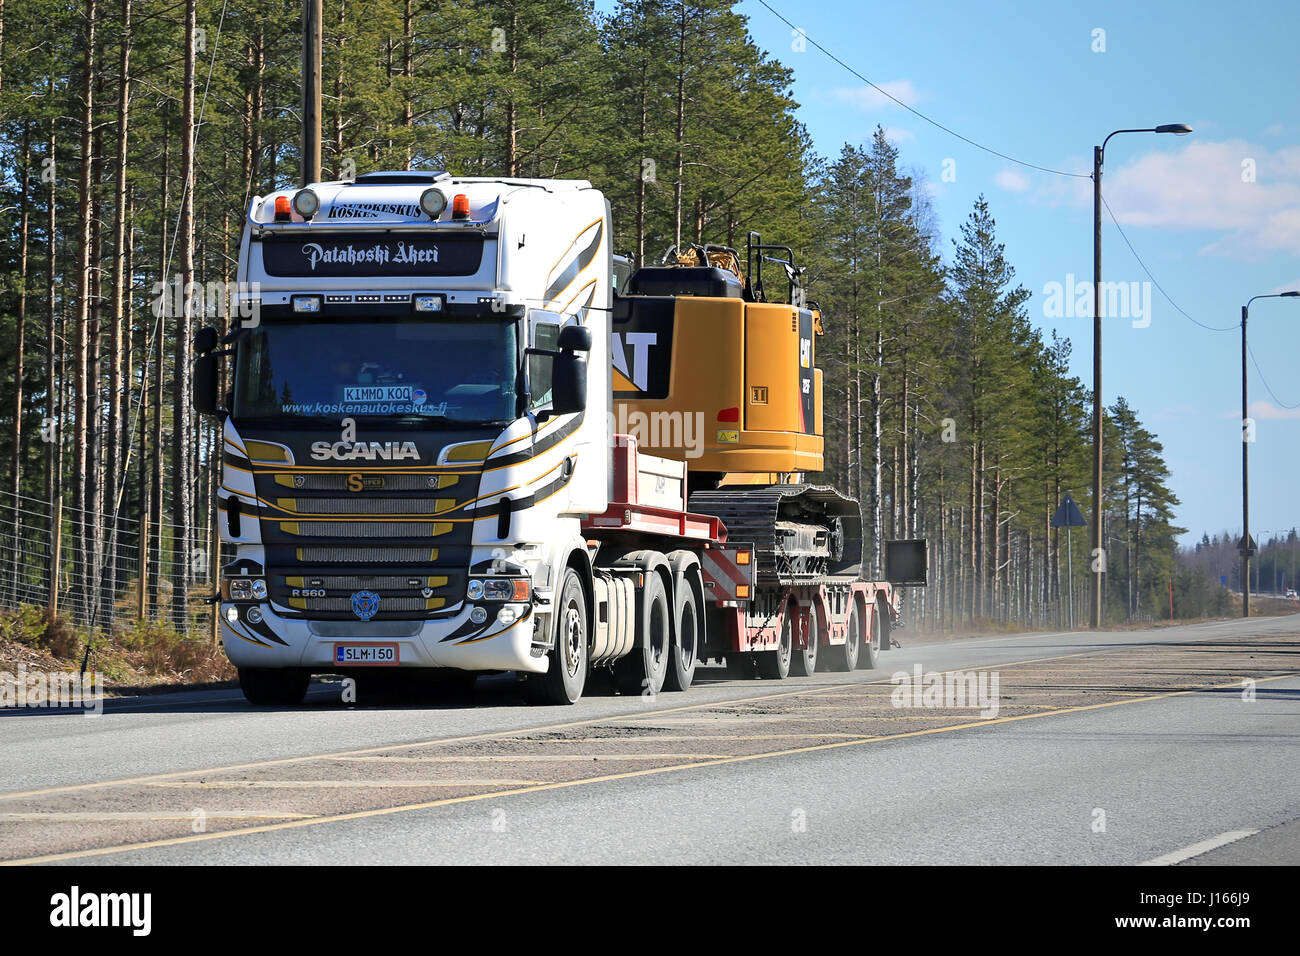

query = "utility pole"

[
  {"left": 302, "top": 0, "right": 322, "bottom": 186},
  {"left": 1089, "top": 123, "right": 1192, "bottom": 628},
  {"left": 1240, "top": 292, "right": 1299, "bottom": 616}
]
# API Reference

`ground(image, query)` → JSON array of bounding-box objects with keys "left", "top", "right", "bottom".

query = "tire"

[
  {"left": 663, "top": 572, "right": 700, "bottom": 692},
  {"left": 757, "top": 610, "right": 792, "bottom": 680},
  {"left": 725, "top": 653, "right": 755, "bottom": 680},
  {"left": 857, "top": 599, "right": 885, "bottom": 670},
  {"left": 615, "top": 570, "right": 671, "bottom": 696},
  {"left": 524, "top": 568, "right": 588, "bottom": 705},
  {"left": 239, "top": 667, "right": 310, "bottom": 706},
  {"left": 826, "top": 603, "right": 861, "bottom": 672},
  {"left": 792, "top": 606, "right": 820, "bottom": 677}
]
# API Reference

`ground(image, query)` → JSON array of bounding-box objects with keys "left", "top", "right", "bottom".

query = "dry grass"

[{"left": 0, "top": 605, "right": 236, "bottom": 691}]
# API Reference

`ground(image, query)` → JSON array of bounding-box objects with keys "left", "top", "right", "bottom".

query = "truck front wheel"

[
  {"left": 238, "top": 667, "right": 310, "bottom": 706},
  {"left": 524, "top": 568, "right": 589, "bottom": 705}
]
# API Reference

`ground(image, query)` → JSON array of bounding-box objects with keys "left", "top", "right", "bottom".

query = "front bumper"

[{"left": 220, "top": 600, "right": 545, "bottom": 673}]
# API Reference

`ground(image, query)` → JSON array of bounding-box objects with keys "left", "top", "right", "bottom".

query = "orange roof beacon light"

[
  {"left": 273, "top": 195, "right": 292, "bottom": 222},
  {"left": 452, "top": 193, "right": 471, "bottom": 220}
]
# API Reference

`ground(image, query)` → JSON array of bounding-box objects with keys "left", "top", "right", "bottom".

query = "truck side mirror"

[
  {"left": 557, "top": 324, "right": 592, "bottom": 352},
  {"left": 550, "top": 352, "right": 587, "bottom": 416},
  {"left": 193, "top": 326, "right": 223, "bottom": 418}
]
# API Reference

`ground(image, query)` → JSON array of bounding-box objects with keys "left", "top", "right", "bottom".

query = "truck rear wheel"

[
  {"left": 524, "top": 568, "right": 588, "bottom": 705},
  {"left": 757, "top": 612, "right": 792, "bottom": 680},
  {"left": 857, "top": 599, "right": 885, "bottom": 670},
  {"left": 792, "top": 606, "right": 820, "bottom": 676},
  {"left": 826, "top": 603, "right": 861, "bottom": 672},
  {"left": 663, "top": 571, "right": 700, "bottom": 692},
  {"left": 239, "top": 667, "right": 310, "bottom": 706},
  {"left": 725, "top": 653, "right": 755, "bottom": 679},
  {"left": 615, "top": 571, "right": 670, "bottom": 696}
]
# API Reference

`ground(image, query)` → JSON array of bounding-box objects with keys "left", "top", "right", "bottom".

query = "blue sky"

[{"left": 702, "top": 0, "right": 1300, "bottom": 546}]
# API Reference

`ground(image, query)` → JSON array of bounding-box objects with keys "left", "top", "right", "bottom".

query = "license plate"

[{"left": 334, "top": 643, "right": 399, "bottom": 666}]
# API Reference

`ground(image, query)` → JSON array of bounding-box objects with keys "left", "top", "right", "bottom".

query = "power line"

[
  {"left": 1099, "top": 196, "right": 1300, "bottom": 407},
  {"left": 752, "top": 0, "right": 1090, "bottom": 179},
  {"left": 1098, "top": 194, "right": 1238, "bottom": 333},
  {"left": 1248, "top": 343, "right": 1300, "bottom": 411}
]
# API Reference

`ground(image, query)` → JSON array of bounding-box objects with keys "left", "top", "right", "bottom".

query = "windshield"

[{"left": 232, "top": 318, "right": 519, "bottom": 425}]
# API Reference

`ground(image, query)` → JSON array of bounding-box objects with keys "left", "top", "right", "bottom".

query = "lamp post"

[
  {"left": 1090, "top": 123, "right": 1193, "bottom": 629},
  {"left": 1241, "top": 292, "right": 1300, "bottom": 616}
]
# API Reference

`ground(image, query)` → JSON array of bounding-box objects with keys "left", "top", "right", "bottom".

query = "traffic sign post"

[{"left": 1052, "top": 493, "right": 1088, "bottom": 629}]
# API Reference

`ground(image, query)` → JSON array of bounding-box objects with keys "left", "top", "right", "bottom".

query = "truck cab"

[{"left": 197, "top": 171, "right": 613, "bottom": 703}]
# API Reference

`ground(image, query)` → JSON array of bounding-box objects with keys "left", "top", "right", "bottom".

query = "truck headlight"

[
  {"left": 467, "top": 579, "right": 484, "bottom": 600},
  {"left": 483, "top": 579, "right": 530, "bottom": 601},
  {"left": 227, "top": 577, "right": 268, "bottom": 602}
]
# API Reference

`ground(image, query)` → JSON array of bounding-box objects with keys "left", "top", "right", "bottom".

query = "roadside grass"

[{"left": 0, "top": 604, "right": 235, "bottom": 691}]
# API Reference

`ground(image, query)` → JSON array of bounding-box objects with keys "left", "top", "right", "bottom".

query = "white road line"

[{"left": 1139, "top": 829, "right": 1259, "bottom": 866}]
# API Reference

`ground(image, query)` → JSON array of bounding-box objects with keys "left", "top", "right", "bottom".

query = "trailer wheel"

[
  {"left": 725, "top": 653, "right": 756, "bottom": 679},
  {"left": 757, "top": 612, "right": 792, "bottom": 680},
  {"left": 524, "top": 568, "right": 588, "bottom": 705},
  {"left": 615, "top": 571, "right": 670, "bottom": 697},
  {"left": 663, "top": 572, "right": 700, "bottom": 692},
  {"left": 792, "top": 606, "right": 820, "bottom": 676},
  {"left": 239, "top": 668, "right": 310, "bottom": 706},
  {"left": 826, "top": 603, "right": 861, "bottom": 672},
  {"left": 857, "top": 599, "right": 886, "bottom": 670}
]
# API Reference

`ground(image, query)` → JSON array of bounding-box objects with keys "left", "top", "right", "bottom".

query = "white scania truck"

[{"left": 196, "top": 171, "right": 919, "bottom": 706}]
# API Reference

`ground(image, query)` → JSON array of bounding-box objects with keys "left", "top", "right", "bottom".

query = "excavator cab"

[
  {"left": 611, "top": 233, "right": 824, "bottom": 480},
  {"left": 612, "top": 234, "right": 861, "bottom": 582}
]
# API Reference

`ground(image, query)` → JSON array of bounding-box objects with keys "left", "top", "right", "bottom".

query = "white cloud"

[
  {"left": 1265, "top": 123, "right": 1285, "bottom": 136},
  {"left": 1222, "top": 401, "right": 1300, "bottom": 421},
  {"left": 995, "top": 167, "right": 1031, "bottom": 192},
  {"left": 832, "top": 80, "right": 927, "bottom": 112},
  {"left": 1036, "top": 140, "right": 1300, "bottom": 257},
  {"left": 1250, "top": 400, "right": 1300, "bottom": 421},
  {"left": 1268, "top": 279, "right": 1300, "bottom": 295}
]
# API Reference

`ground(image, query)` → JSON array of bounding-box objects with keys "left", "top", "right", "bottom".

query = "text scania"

[
  {"left": 311, "top": 440, "right": 421, "bottom": 462},
  {"left": 301, "top": 241, "right": 439, "bottom": 271}
]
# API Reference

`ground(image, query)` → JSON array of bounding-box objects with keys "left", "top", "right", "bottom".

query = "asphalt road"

[{"left": 2, "top": 613, "right": 1297, "bottom": 865}]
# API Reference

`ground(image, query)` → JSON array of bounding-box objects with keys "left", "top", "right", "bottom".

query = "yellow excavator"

[{"left": 611, "top": 233, "right": 862, "bottom": 585}]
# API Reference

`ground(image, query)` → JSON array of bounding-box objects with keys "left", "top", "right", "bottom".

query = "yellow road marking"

[
  {"left": 329, "top": 753, "right": 730, "bottom": 762},
  {"left": 143, "top": 779, "right": 544, "bottom": 789},
  {"left": 0, "top": 649, "right": 1099, "bottom": 803},
  {"left": 5, "top": 671, "right": 1291, "bottom": 866},
  {"left": 0, "top": 811, "right": 315, "bottom": 821}
]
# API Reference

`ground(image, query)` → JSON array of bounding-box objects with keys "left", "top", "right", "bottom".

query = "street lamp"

[
  {"left": 1241, "top": 291, "right": 1300, "bottom": 616},
  {"left": 1090, "top": 123, "right": 1193, "bottom": 629}
]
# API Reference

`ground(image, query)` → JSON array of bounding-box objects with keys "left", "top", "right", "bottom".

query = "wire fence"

[{"left": 0, "top": 488, "right": 217, "bottom": 640}]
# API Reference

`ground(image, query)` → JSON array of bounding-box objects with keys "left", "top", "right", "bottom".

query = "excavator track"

[{"left": 688, "top": 484, "right": 863, "bottom": 584}]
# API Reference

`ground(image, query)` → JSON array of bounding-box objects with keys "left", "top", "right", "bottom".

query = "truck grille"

[
  {"left": 248, "top": 451, "right": 484, "bottom": 619},
  {"left": 273, "top": 496, "right": 456, "bottom": 515},
  {"left": 273, "top": 473, "right": 460, "bottom": 492},
  {"left": 295, "top": 547, "right": 440, "bottom": 563},
  {"left": 281, "top": 520, "right": 453, "bottom": 538}
]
